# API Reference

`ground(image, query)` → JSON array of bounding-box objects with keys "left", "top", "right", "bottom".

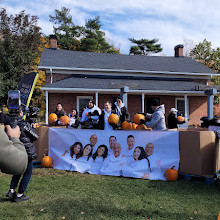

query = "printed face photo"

[
  {"left": 74, "top": 144, "right": 81, "bottom": 155},
  {"left": 97, "top": 147, "right": 105, "bottom": 157},
  {"left": 83, "top": 145, "right": 92, "bottom": 156},
  {"left": 134, "top": 147, "right": 141, "bottom": 160},
  {"left": 127, "top": 137, "right": 135, "bottom": 149},
  {"left": 90, "top": 134, "right": 98, "bottom": 146},
  {"left": 109, "top": 136, "right": 117, "bottom": 150},
  {"left": 145, "top": 143, "right": 154, "bottom": 156}
]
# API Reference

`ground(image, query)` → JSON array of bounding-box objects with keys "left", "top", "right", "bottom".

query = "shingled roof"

[{"left": 39, "top": 48, "right": 216, "bottom": 74}]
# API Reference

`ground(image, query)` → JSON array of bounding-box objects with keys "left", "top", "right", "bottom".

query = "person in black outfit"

[
  {"left": 167, "top": 108, "right": 185, "bottom": 129},
  {"left": 6, "top": 107, "right": 38, "bottom": 202},
  {"left": 112, "top": 96, "right": 130, "bottom": 127},
  {"left": 0, "top": 104, "right": 7, "bottom": 124},
  {"left": 53, "top": 103, "right": 66, "bottom": 125},
  {"left": 98, "top": 101, "right": 118, "bottom": 130},
  {"left": 68, "top": 108, "right": 79, "bottom": 128}
]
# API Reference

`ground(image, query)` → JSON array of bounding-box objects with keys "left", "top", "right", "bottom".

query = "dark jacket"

[
  {"left": 98, "top": 110, "right": 117, "bottom": 130},
  {"left": 54, "top": 109, "right": 66, "bottom": 119},
  {"left": 0, "top": 112, "right": 7, "bottom": 124},
  {"left": 18, "top": 119, "right": 38, "bottom": 160},
  {"left": 167, "top": 113, "right": 185, "bottom": 129},
  {"left": 112, "top": 102, "right": 130, "bottom": 124}
]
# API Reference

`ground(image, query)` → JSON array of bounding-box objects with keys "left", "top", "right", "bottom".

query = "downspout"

[{"left": 50, "top": 68, "right": 53, "bottom": 84}]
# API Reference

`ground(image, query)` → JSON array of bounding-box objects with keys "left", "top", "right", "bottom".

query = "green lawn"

[{"left": 0, "top": 168, "right": 219, "bottom": 220}]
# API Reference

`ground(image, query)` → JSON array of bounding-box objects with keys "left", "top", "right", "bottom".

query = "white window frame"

[
  {"left": 175, "top": 97, "right": 189, "bottom": 118},
  {"left": 77, "top": 96, "right": 93, "bottom": 114}
]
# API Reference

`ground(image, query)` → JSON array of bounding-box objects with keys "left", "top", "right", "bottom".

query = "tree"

[
  {"left": 80, "top": 16, "right": 117, "bottom": 53},
  {"left": 49, "top": 8, "right": 119, "bottom": 54},
  {"left": 190, "top": 39, "right": 220, "bottom": 105},
  {"left": 0, "top": 9, "right": 42, "bottom": 105},
  {"left": 49, "top": 6, "right": 81, "bottom": 50},
  {"left": 129, "top": 38, "right": 162, "bottom": 55}
]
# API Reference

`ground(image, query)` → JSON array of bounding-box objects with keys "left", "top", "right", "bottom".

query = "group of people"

[
  {"left": 52, "top": 98, "right": 185, "bottom": 131},
  {"left": 59, "top": 134, "right": 164, "bottom": 179}
]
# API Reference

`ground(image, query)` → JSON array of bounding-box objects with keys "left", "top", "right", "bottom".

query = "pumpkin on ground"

[
  {"left": 108, "top": 113, "right": 119, "bottom": 124},
  {"left": 165, "top": 166, "right": 178, "bottom": 181},
  {"left": 41, "top": 155, "right": 52, "bottom": 168},
  {"left": 60, "top": 115, "right": 70, "bottom": 125},
  {"left": 48, "top": 113, "right": 58, "bottom": 125},
  {"left": 133, "top": 114, "right": 145, "bottom": 124},
  {"left": 177, "top": 115, "right": 185, "bottom": 122},
  {"left": 121, "top": 121, "right": 133, "bottom": 130}
]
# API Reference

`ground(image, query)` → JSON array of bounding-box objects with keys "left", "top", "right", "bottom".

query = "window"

[
  {"left": 77, "top": 96, "right": 93, "bottom": 117},
  {"left": 175, "top": 98, "right": 189, "bottom": 118}
]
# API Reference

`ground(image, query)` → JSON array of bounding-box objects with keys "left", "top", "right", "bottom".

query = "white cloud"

[{"left": 2, "top": 0, "right": 220, "bottom": 55}]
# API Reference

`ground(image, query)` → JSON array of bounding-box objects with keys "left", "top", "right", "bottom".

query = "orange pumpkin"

[
  {"left": 41, "top": 155, "right": 52, "bottom": 168},
  {"left": 133, "top": 114, "right": 145, "bottom": 124},
  {"left": 60, "top": 115, "right": 70, "bottom": 125},
  {"left": 108, "top": 113, "right": 119, "bottom": 124},
  {"left": 165, "top": 166, "right": 178, "bottom": 181},
  {"left": 121, "top": 121, "right": 133, "bottom": 130},
  {"left": 132, "top": 123, "right": 138, "bottom": 129},
  {"left": 48, "top": 113, "right": 58, "bottom": 125},
  {"left": 177, "top": 115, "right": 185, "bottom": 122},
  {"left": 136, "top": 124, "right": 152, "bottom": 130}
]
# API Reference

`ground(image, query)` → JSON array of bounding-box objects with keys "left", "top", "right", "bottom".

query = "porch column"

[
  {"left": 142, "top": 93, "right": 145, "bottom": 113},
  {"left": 95, "top": 92, "right": 99, "bottom": 107},
  {"left": 120, "top": 86, "right": 129, "bottom": 108},
  {"left": 205, "top": 88, "right": 217, "bottom": 119},
  {"left": 45, "top": 91, "right": 48, "bottom": 124},
  {"left": 184, "top": 94, "right": 188, "bottom": 119}
]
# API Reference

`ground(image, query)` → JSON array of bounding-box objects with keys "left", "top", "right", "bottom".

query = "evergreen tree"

[
  {"left": 129, "top": 38, "right": 162, "bottom": 55},
  {"left": 0, "top": 9, "right": 42, "bottom": 105},
  {"left": 49, "top": 6, "right": 81, "bottom": 50}
]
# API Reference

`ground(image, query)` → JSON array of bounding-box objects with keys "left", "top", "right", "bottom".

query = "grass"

[{"left": 0, "top": 168, "right": 220, "bottom": 220}]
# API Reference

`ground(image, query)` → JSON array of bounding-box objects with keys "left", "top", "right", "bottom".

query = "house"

[{"left": 39, "top": 37, "right": 219, "bottom": 127}]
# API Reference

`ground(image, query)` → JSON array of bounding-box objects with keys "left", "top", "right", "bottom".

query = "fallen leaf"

[
  {"left": 189, "top": 217, "right": 193, "bottom": 220},
  {"left": 61, "top": 217, "right": 65, "bottom": 220},
  {"left": 40, "top": 209, "right": 44, "bottom": 212},
  {"left": 80, "top": 212, "right": 85, "bottom": 215}
]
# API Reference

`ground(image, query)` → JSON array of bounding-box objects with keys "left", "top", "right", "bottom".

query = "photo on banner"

[{"left": 48, "top": 128, "right": 179, "bottom": 181}]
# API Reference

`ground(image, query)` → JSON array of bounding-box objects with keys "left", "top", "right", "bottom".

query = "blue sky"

[{"left": 1, "top": 0, "right": 220, "bottom": 56}]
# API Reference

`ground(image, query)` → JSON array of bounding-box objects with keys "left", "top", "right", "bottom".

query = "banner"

[
  {"left": 49, "top": 128, "right": 179, "bottom": 180},
  {"left": 18, "top": 72, "right": 39, "bottom": 107}
]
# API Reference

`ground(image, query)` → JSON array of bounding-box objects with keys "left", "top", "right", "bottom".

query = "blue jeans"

[{"left": 10, "top": 159, "right": 33, "bottom": 194}]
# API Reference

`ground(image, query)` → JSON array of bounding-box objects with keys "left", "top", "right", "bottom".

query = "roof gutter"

[
  {"left": 41, "top": 87, "right": 210, "bottom": 96},
  {"left": 38, "top": 66, "right": 218, "bottom": 78}
]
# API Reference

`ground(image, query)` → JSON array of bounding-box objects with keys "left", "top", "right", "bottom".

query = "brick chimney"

[
  {"left": 49, "top": 34, "right": 57, "bottom": 49},
  {"left": 174, "top": 44, "right": 184, "bottom": 57}
]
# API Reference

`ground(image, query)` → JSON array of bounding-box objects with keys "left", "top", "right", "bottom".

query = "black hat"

[
  {"left": 116, "top": 96, "right": 122, "bottom": 101},
  {"left": 151, "top": 99, "right": 160, "bottom": 106}
]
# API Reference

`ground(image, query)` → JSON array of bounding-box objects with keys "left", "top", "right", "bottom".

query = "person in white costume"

[
  {"left": 89, "top": 144, "right": 108, "bottom": 175},
  {"left": 121, "top": 135, "right": 136, "bottom": 165},
  {"left": 70, "top": 144, "right": 93, "bottom": 173},
  {"left": 80, "top": 99, "right": 101, "bottom": 129},
  {"left": 108, "top": 136, "right": 117, "bottom": 156},
  {"left": 100, "top": 143, "right": 126, "bottom": 176},
  {"left": 122, "top": 146, "right": 151, "bottom": 179},
  {"left": 60, "top": 142, "right": 83, "bottom": 170}
]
